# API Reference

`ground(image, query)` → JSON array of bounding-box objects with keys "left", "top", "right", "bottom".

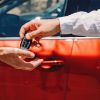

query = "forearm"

[{"left": 58, "top": 9, "right": 100, "bottom": 37}]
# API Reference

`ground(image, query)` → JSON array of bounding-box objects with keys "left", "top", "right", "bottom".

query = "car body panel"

[{"left": 0, "top": 37, "right": 100, "bottom": 100}]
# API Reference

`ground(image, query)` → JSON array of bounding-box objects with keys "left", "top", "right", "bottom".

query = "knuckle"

[{"left": 28, "top": 33, "right": 33, "bottom": 38}]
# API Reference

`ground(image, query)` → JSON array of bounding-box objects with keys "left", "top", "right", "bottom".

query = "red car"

[{"left": 0, "top": 37, "right": 100, "bottom": 100}]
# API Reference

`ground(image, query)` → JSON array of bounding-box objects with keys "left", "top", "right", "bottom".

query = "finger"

[
  {"left": 31, "top": 37, "right": 41, "bottom": 45},
  {"left": 13, "top": 48, "right": 35, "bottom": 58},
  {"left": 1, "top": 47, "right": 35, "bottom": 58},
  {"left": 18, "top": 59, "right": 43, "bottom": 71},
  {"left": 20, "top": 24, "right": 29, "bottom": 39},
  {"left": 25, "top": 29, "right": 42, "bottom": 40},
  {"left": 19, "top": 22, "right": 33, "bottom": 39},
  {"left": 20, "top": 21, "right": 37, "bottom": 39}
]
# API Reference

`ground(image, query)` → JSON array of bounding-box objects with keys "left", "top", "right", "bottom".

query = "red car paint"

[{"left": 0, "top": 38, "right": 100, "bottom": 100}]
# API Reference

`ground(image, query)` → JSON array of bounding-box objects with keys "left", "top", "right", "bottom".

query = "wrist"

[{"left": 55, "top": 19, "right": 61, "bottom": 33}]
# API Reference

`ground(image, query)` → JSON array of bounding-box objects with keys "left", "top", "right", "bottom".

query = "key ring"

[{"left": 32, "top": 40, "right": 42, "bottom": 48}]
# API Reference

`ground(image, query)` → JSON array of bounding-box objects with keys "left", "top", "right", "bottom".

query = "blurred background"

[
  {"left": 4, "top": 0, "right": 64, "bottom": 15},
  {"left": 0, "top": 0, "right": 65, "bottom": 37}
]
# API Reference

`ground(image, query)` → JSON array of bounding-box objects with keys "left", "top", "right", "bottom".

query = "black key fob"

[{"left": 20, "top": 37, "right": 32, "bottom": 50}]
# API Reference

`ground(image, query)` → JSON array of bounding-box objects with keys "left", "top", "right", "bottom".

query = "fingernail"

[
  {"left": 26, "top": 34, "right": 31, "bottom": 40},
  {"left": 29, "top": 53, "right": 35, "bottom": 58}
]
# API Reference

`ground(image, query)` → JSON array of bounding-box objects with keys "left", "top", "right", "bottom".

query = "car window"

[
  {"left": 0, "top": 0, "right": 65, "bottom": 37},
  {"left": 65, "top": 0, "right": 100, "bottom": 16},
  {"left": 88, "top": 0, "right": 100, "bottom": 11},
  {"left": 0, "top": 0, "right": 9, "bottom": 4},
  {"left": 8, "top": 0, "right": 64, "bottom": 17}
]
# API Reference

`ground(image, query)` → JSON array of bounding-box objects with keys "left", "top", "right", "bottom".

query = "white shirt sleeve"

[{"left": 58, "top": 9, "right": 100, "bottom": 37}]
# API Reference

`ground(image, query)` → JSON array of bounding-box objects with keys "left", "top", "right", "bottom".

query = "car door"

[{"left": 0, "top": 37, "right": 100, "bottom": 100}]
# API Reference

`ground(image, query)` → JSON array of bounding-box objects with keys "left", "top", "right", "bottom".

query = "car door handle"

[{"left": 39, "top": 60, "right": 64, "bottom": 71}]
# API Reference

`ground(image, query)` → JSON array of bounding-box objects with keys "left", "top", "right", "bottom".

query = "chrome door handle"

[{"left": 39, "top": 60, "right": 64, "bottom": 71}]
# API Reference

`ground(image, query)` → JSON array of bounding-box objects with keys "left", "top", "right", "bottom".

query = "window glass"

[
  {"left": 8, "top": 0, "right": 64, "bottom": 16},
  {"left": 0, "top": 0, "right": 65, "bottom": 37}
]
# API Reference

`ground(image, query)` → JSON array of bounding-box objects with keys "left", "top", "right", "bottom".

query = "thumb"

[
  {"left": 30, "top": 59, "right": 43, "bottom": 69},
  {"left": 26, "top": 29, "right": 42, "bottom": 40}
]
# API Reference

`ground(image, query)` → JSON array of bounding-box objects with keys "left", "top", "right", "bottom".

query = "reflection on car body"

[{"left": 0, "top": 37, "right": 100, "bottom": 100}]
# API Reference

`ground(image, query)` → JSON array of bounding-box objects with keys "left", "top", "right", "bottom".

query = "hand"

[
  {"left": 20, "top": 19, "right": 61, "bottom": 40},
  {"left": 0, "top": 47, "right": 43, "bottom": 71}
]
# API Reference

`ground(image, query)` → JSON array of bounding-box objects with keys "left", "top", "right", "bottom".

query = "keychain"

[{"left": 20, "top": 33, "right": 41, "bottom": 50}]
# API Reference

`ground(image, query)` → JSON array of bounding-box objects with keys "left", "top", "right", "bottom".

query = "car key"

[
  {"left": 20, "top": 33, "right": 41, "bottom": 50},
  {"left": 20, "top": 36, "right": 32, "bottom": 50}
]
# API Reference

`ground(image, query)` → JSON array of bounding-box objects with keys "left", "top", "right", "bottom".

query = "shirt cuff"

[
  {"left": 58, "top": 17, "right": 73, "bottom": 36},
  {"left": 58, "top": 12, "right": 87, "bottom": 36}
]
